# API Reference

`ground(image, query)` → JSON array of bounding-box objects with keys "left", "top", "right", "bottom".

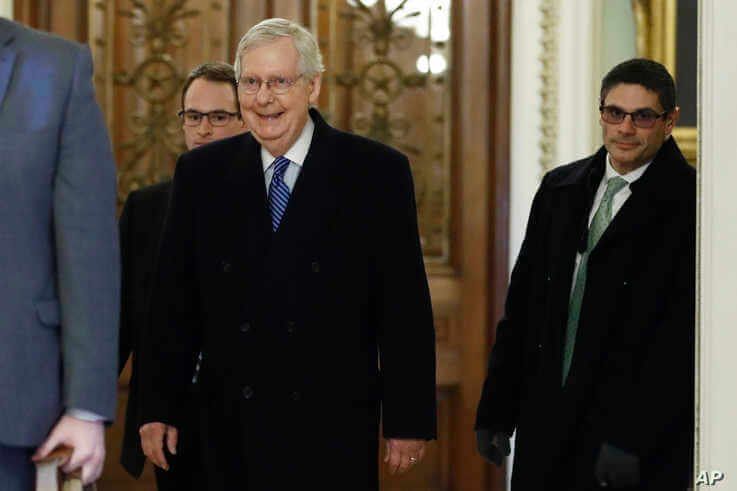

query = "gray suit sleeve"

[{"left": 53, "top": 44, "right": 120, "bottom": 421}]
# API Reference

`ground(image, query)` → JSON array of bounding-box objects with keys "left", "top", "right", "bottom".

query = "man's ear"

[
  {"left": 664, "top": 106, "right": 680, "bottom": 136},
  {"left": 308, "top": 74, "right": 322, "bottom": 105}
]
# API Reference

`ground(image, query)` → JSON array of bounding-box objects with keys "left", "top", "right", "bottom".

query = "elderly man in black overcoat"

[
  {"left": 137, "top": 18, "right": 437, "bottom": 490},
  {"left": 476, "top": 58, "right": 695, "bottom": 490}
]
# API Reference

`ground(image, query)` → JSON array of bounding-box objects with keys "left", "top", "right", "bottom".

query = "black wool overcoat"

[
  {"left": 477, "top": 137, "right": 695, "bottom": 491},
  {"left": 140, "top": 109, "right": 438, "bottom": 490},
  {"left": 118, "top": 180, "right": 171, "bottom": 478}
]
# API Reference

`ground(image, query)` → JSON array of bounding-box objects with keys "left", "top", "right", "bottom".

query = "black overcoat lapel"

[
  {"left": 547, "top": 156, "right": 602, "bottom": 285},
  {"left": 544, "top": 151, "right": 605, "bottom": 366},
  {"left": 222, "top": 134, "right": 272, "bottom": 275},
  {"left": 264, "top": 111, "right": 340, "bottom": 288},
  {"left": 591, "top": 137, "right": 685, "bottom": 256}
]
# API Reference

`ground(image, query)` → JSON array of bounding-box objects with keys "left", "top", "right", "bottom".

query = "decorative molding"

[
  {"left": 539, "top": 0, "right": 559, "bottom": 172},
  {"left": 112, "top": 0, "right": 200, "bottom": 204},
  {"left": 632, "top": 0, "right": 676, "bottom": 76},
  {"left": 334, "top": 1, "right": 428, "bottom": 152},
  {"left": 632, "top": 0, "right": 696, "bottom": 164},
  {"left": 673, "top": 127, "right": 696, "bottom": 162}
]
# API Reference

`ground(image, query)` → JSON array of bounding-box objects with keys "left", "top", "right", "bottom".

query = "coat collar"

[
  {"left": 551, "top": 137, "right": 689, "bottom": 201},
  {"left": 551, "top": 146, "right": 606, "bottom": 192},
  {"left": 267, "top": 107, "right": 337, "bottom": 238},
  {"left": 214, "top": 132, "right": 272, "bottom": 277},
  {"left": 0, "top": 18, "right": 17, "bottom": 109},
  {"left": 544, "top": 136, "right": 691, "bottom": 280},
  {"left": 589, "top": 137, "right": 690, "bottom": 254},
  {"left": 627, "top": 136, "right": 690, "bottom": 201}
]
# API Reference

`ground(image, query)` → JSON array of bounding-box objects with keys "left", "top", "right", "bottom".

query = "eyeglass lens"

[
  {"left": 600, "top": 106, "right": 661, "bottom": 128},
  {"left": 181, "top": 111, "right": 236, "bottom": 127},
  {"left": 239, "top": 76, "right": 299, "bottom": 94}
]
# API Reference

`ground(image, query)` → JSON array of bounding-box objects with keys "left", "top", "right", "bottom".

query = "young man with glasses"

[
  {"left": 476, "top": 58, "right": 695, "bottom": 490},
  {"left": 138, "top": 18, "right": 437, "bottom": 490},
  {"left": 118, "top": 62, "right": 246, "bottom": 490}
]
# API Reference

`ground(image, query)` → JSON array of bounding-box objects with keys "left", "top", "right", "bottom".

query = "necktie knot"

[
  {"left": 273, "top": 156, "right": 290, "bottom": 178},
  {"left": 603, "top": 176, "right": 628, "bottom": 202}
]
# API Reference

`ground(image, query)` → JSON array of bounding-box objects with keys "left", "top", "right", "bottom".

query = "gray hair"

[{"left": 233, "top": 18, "right": 325, "bottom": 81}]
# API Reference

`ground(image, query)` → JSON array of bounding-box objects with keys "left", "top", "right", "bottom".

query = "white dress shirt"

[
  {"left": 261, "top": 115, "right": 315, "bottom": 193},
  {"left": 569, "top": 155, "right": 651, "bottom": 294},
  {"left": 67, "top": 408, "right": 105, "bottom": 422}
]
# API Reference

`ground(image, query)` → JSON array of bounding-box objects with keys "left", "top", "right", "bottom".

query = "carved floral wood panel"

[{"left": 316, "top": 0, "right": 453, "bottom": 265}]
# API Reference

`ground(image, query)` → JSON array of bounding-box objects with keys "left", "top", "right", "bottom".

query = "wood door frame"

[
  {"left": 450, "top": 0, "right": 510, "bottom": 490},
  {"left": 13, "top": 0, "right": 88, "bottom": 41}
]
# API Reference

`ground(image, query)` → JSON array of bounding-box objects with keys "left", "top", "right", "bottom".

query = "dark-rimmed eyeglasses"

[
  {"left": 599, "top": 105, "right": 669, "bottom": 129},
  {"left": 178, "top": 110, "right": 241, "bottom": 127},
  {"left": 237, "top": 74, "right": 304, "bottom": 95}
]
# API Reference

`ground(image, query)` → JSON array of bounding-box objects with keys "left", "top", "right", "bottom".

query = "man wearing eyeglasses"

[
  {"left": 138, "top": 18, "right": 437, "bottom": 490},
  {"left": 476, "top": 58, "right": 694, "bottom": 490},
  {"left": 118, "top": 62, "right": 246, "bottom": 490}
]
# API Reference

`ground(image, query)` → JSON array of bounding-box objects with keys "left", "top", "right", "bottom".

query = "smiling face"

[
  {"left": 600, "top": 83, "right": 679, "bottom": 174},
  {"left": 182, "top": 78, "right": 246, "bottom": 150},
  {"left": 237, "top": 36, "right": 321, "bottom": 156}
]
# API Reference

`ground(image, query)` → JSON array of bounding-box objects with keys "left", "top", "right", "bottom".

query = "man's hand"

[
  {"left": 476, "top": 429, "right": 510, "bottom": 466},
  {"left": 384, "top": 438, "right": 426, "bottom": 475},
  {"left": 139, "top": 422, "right": 178, "bottom": 471},
  {"left": 32, "top": 415, "right": 105, "bottom": 485}
]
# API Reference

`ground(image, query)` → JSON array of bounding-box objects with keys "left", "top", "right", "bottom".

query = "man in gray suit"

[{"left": 0, "top": 18, "right": 119, "bottom": 488}]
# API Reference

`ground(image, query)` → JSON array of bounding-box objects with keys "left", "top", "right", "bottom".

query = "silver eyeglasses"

[{"left": 237, "top": 74, "right": 304, "bottom": 95}]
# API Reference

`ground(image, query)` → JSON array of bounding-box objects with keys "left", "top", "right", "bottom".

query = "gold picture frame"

[{"left": 632, "top": 0, "right": 697, "bottom": 163}]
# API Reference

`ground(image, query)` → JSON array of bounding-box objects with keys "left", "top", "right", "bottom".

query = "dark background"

[{"left": 676, "top": 0, "right": 697, "bottom": 127}]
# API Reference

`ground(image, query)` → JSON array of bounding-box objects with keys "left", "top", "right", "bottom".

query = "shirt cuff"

[{"left": 66, "top": 408, "right": 106, "bottom": 422}]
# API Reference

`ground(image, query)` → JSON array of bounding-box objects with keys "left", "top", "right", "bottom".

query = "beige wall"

[
  {"left": 0, "top": 0, "right": 12, "bottom": 19},
  {"left": 698, "top": 0, "right": 737, "bottom": 488}
]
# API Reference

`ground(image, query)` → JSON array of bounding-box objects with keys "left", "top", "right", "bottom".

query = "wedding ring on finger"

[{"left": 409, "top": 457, "right": 418, "bottom": 464}]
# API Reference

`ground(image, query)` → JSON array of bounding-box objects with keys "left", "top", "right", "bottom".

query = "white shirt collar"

[
  {"left": 605, "top": 153, "right": 651, "bottom": 184},
  {"left": 261, "top": 115, "right": 315, "bottom": 171}
]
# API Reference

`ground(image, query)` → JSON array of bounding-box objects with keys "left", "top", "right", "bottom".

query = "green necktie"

[{"left": 562, "top": 176, "right": 628, "bottom": 385}]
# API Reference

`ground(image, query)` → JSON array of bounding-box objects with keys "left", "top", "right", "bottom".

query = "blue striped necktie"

[{"left": 268, "top": 156, "right": 291, "bottom": 231}]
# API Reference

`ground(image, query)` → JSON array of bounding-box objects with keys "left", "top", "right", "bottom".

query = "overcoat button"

[
  {"left": 242, "top": 386, "right": 254, "bottom": 400},
  {"left": 240, "top": 322, "right": 252, "bottom": 333},
  {"left": 286, "top": 320, "right": 296, "bottom": 334},
  {"left": 311, "top": 261, "right": 320, "bottom": 273},
  {"left": 222, "top": 261, "right": 232, "bottom": 273},
  {"left": 291, "top": 391, "right": 301, "bottom": 401}
]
